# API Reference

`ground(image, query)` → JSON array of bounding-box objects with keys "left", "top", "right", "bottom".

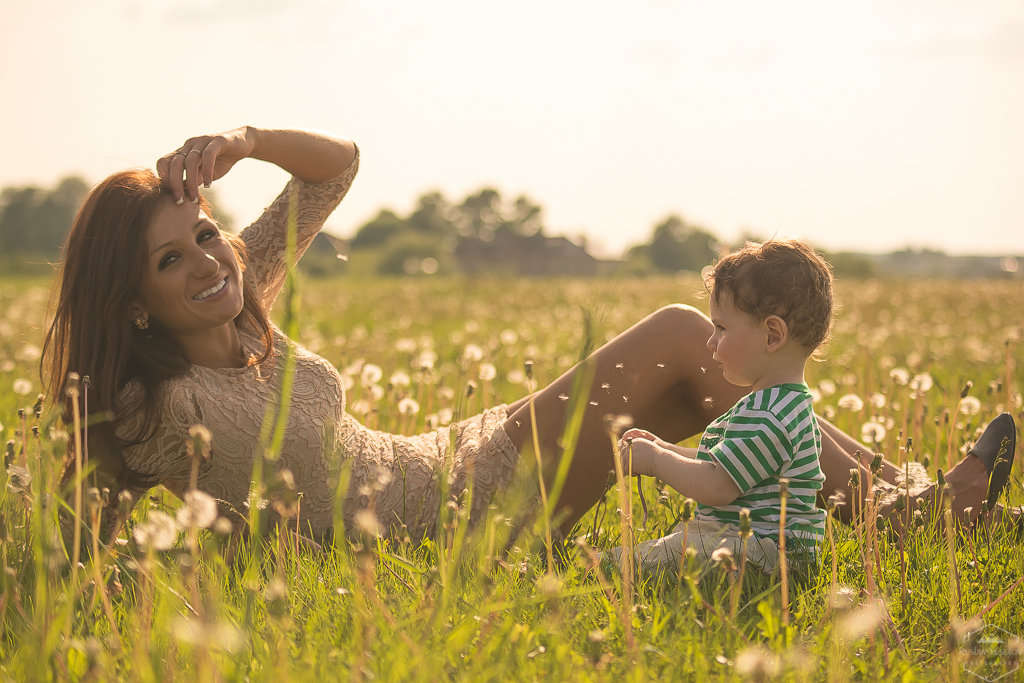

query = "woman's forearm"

[{"left": 246, "top": 127, "right": 357, "bottom": 184}]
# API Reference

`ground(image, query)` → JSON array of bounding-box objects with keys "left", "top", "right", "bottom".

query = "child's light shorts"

[{"left": 605, "top": 519, "right": 781, "bottom": 574}]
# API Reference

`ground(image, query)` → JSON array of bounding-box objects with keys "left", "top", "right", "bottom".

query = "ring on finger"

[{"left": 187, "top": 148, "right": 202, "bottom": 156}]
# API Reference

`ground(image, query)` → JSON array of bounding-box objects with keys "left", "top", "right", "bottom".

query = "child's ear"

[{"left": 763, "top": 315, "right": 788, "bottom": 352}]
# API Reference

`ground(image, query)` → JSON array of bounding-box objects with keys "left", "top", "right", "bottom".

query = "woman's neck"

[{"left": 176, "top": 322, "right": 247, "bottom": 369}]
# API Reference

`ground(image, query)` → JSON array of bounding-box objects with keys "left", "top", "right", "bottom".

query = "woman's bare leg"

[
  {"left": 501, "top": 305, "right": 994, "bottom": 535},
  {"left": 818, "top": 415, "right": 988, "bottom": 526},
  {"left": 502, "top": 305, "right": 742, "bottom": 533}
]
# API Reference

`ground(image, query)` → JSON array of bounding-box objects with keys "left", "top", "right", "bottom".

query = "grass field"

[{"left": 1, "top": 274, "right": 1022, "bottom": 681}]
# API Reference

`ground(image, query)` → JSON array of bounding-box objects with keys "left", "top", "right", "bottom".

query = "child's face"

[{"left": 706, "top": 290, "right": 766, "bottom": 389}]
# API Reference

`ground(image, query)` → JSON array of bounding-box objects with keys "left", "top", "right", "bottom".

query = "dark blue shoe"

[{"left": 969, "top": 413, "right": 1016, "bottom": 510}]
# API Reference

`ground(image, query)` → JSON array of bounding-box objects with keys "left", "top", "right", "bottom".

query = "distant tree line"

[{"left": 9, "top": 176, "right": 1016, "bottom": 279}]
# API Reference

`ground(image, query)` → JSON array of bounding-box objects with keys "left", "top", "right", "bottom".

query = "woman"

[{"left": 43, "top": 126, "right": 1016, "bottom": 546}]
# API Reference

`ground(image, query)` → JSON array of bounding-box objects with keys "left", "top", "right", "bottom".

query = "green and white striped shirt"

[{"left": 695, "top": 383, "right": 825, "bottom": 546}]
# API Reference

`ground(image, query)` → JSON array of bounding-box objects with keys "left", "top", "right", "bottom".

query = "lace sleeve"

[{"left": 240, "top": 149, "right": 360, "bottom": 310}]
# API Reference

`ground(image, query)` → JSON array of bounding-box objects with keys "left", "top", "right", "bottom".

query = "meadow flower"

[
  {"left": 368, "top": 384, "right": 385, "bottom": 401},
  {"left": 889, "top": 368, "right": 910, "bottom": 385},
  {"left": 416, "top": 350, "right": 438, "bottom": 371},
  {"left": 389, "top": 370, "right": 411, "bottom": 388},
  {"left": 133, "top": 511, "right": 178, "bottom": 550},
  {"left": 353, "top": 509, "right": 382, "bottom": 537},
  {"left": 869, "top": 392, "right": 886, "bottom": 409},
  {"left": 959, "top": 396, "right": 981, "bottom": 415},
  {"left": 711, "top": 546, "right": 736, "bottom": 571},
  {"left": 500, "top": 329, "right": 519, "bottom": 345},
  {"left": 507, "top": 369, "right": 527, "bottom": 385},
  {"left": 837, "top": 394, "right": 864, "bottom": 412},
  {"left": 398, "top": 397, "right": 420, "bottom": 416},
  {"left": 910, "top": 373, "right": 933, "bottom": 393},
  {"left": 176, "top": 490, "right": 218, "bottom": 529},
  {"left": 818, "top": 379, "right": 836, "bottom": 396},
  {"left": 395, "top": 337, "right": 417, "bottom": 353},
  {"left": 860, "top": 421, "right": 887, "bottom": 444},
  {"left": 478, "top": 363, "right": 497, "bottom": 381},
  {"left": 360, "top": 363, "right": 384, "bottom": 387},
  {"left": 734, "top": 646, "right": 780, "bottom": 678},
  {"left": 12, "top": 378, "right": 32, "bottom": 395},
  {"left": 463, "top": 343, "right": 484, "bottom": 363},
  {"left": 350, "top": 399, "right": 371, "bottom": 417}
]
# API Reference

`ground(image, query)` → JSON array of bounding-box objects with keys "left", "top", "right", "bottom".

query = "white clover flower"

[
  {"left": 478, "top": 363, "right": 497, "bottom": 382},
  {"left": 360, "top": 363, "right": 383, "bottom": 387},
  {"left": 959, "top": 396, "right": 981, "bottom": 416},
  {"left": 12, "top": 378, "right": 32, "bottom": 395},
  {"left": 176, "top": 490, "right": 218, "bottom": 529},
  {"left": 398, "top": 397, "right": 420, "bottom": 417},
  {"left": 837, "top": 394, "right": 865, "bottom": 412},
  {"left": 133, "top": 511, "right": 178, "bottom": 550},
  {"left": 860, "top": 421, "right": 887, "bottom": 444},
  {"left": 889, "top": 368, "right": 910, "bottom": 386}
]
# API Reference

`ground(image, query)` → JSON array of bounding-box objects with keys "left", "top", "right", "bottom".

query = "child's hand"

[
  {"left": 618, "top": 437, "right": 657, "bottom": 477},
  {"left": 621, "top": 428, "right": 658, "bottom": 444}
]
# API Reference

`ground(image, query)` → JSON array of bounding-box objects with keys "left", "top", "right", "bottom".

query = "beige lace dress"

[{"left": 119, "top": 152, "right": 521, "bottom": 541}]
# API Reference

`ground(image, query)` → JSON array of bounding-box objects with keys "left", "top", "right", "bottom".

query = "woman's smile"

[{"left": 193, "top": 276, "right": 228, "bottom": 301}]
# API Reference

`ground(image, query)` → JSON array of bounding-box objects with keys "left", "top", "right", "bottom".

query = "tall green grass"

[{"left": 0, "top": 275, "right": 1022, "bottom": 681}]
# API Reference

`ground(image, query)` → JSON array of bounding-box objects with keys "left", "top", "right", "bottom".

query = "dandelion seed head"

[
  {"left": 818, "top": 379, "right": 837, "bottom": 396},
  {"left": 478, "top": 363, "right": 497, "bottom": 381},
  {"left": 368, "top": 384, "right": 385, "bottom": 401},
  {"left": 175, "top": 490, "right": 218, "bottom": 529},
  {"left": 910, "top": 373, "right": 933, "bottom": 393},
  {"left": 860, "top": 421, "right": 887, "bottom": 444},
  {"left": 12, "top": 379, "right": 32, "bottom": 395},
  {"left": 837, "top": 394, "right": 864, "bottom": 411},
  {"left": 959, "top": 396, "right": 981, "bottom": 416},
  {"left": 889, "top": 368, "right": 910, "bottom": 385},
  {"left": 463, "top": 344, "right": 484, "bottom": 363},
  {"left": 133, "top": 511, "right": 178, "bottom": 550},
  {"left": 395, "top": 338, "right": 417, "bottom": 353},
  {"left": 360, "top": 364, "right": 383, "bottom": 387},
  {"left": 389, "top": 371, "right": 411, "bottom": 387},
  {"left": 398, "top": 397, "right": 420, "bottom": 417},
  {"left": 354, "top": 509, "right": 382, "bottom": 537},
  {"left": 869, "top": 393, "right": 886, "bottom": 409}
]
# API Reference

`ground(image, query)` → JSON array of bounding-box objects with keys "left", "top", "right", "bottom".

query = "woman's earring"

[{"left": 134, "top": 313, "right": 150, "bottom": 330}]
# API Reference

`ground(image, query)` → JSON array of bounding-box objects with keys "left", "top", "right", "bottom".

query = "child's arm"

[{"left": 620, "top": 435, "right": 741, "bottom": 507}]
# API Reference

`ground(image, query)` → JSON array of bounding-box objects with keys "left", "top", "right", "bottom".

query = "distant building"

[{"left": 453, "top": 232, "right": 618, "bottom": 276}]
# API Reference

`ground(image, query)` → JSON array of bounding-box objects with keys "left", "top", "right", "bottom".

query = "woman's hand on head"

[{"left": 156, "top": 126, "right": 256, "bottom": 205}]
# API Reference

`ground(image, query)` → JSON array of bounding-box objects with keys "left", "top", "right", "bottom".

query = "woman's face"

[{"left": 134, "top": 198, "right": 244, "bottom": 345}]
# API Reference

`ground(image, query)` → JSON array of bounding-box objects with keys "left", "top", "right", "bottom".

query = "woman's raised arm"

[{"left": 156, "top": 126, "right": 357, "bottom": 205}]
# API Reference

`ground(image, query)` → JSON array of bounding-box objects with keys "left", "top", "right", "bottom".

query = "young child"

[{"left": 614, "top": 238, "right": 833, "bottom": 572}]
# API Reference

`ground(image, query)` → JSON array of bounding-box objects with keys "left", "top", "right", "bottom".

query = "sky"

[{"left": 2, "top": 0, "right": 1022, "bottom": 258}]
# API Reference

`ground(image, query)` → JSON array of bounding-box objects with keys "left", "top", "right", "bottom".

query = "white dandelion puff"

[
  {"left": 398, "top": 397, "right": 420, "bottom": 416},
  {"left": 818, "top": 379, "right": 837, "bottom": 396},
  {"left": 910, "top": 373, "right": 933, "bottom": 393},
  {"left": 133, "top": 511, "right": 178, "bottom": 550},
  {"left": 360, "top": 363, "right": 383, "bottom": 387},
  {"left": 176, "top": 490, "right": 218, "bottom": 529},
  {"left": 959, "top": 396, "right": 981, "bottom": 416},
  {"left": 13, "top": 378, "right": 32, "bottom": 395},
  {"left": 860, "top": 421, "right": 887, "bottom": 444},
  {"left": 889, "top": 368, "right": 910, "bottom": 386},
  {"left": 837, "top": 394, "right": 864, "bottom": 411},
  {"left": 478, "top": 363, "right": 497, "bottom": 381}
]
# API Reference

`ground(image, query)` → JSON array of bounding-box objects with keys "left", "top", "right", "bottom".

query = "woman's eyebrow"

[{"left": 148, "top": 219, "right": 209, "bottom": 256}]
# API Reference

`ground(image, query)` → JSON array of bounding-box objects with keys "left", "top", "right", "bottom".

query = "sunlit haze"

[{"left": 2, "top": 0, "right": 1022, "bottom": 257}]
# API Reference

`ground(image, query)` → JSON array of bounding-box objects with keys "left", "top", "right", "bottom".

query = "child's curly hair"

[{"left": 705, "top": 239, "right": 834, "bottom": 350}]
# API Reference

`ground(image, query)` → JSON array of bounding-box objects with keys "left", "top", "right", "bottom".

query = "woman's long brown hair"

[{"left": 42, "top": 169, "right": 273, "bottom": 494}]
